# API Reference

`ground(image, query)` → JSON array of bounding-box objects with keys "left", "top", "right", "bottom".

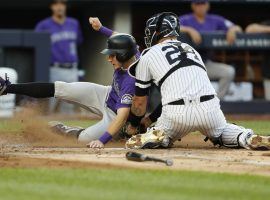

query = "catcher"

[{"left": 126, "top": 12, "right": 270, "bottom": 150}]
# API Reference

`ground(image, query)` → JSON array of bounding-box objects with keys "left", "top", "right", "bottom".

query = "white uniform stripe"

[
  {"left": 137, "top": 39, "right": 253, "bottom": 149},
  {"left": 135, "top": 82, "right": 151, "bottom": 88}
]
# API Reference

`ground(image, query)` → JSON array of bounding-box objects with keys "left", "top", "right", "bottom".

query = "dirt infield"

[
  {"left": 0, "top": 109, "right": 270, "bottom": 177},
  {"left": 1, "top": 134, "right": 270, "bottom": 176}
]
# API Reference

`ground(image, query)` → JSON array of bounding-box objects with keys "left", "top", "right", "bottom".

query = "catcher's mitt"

[{"left": 125, "top": 128, "right": 171, "bottom": 149}]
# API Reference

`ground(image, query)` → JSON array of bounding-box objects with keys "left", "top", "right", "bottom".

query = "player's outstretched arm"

[
  {"left": 89, "top": 17, "right": 117, "bottom": 37},
  {"left": 87, "top": 107, "right": 130, "bottom": 148}
]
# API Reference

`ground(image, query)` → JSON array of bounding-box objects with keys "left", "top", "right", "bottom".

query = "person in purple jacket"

[
  {"left": 180, "top": 0, "right": 242, "bottom": 99},
  {"left": 35, "top": 0, "right": 83, "bottom": 113},
  {"left": 0, "top": 34, "right": 137, "bottom": 149},
  {"left": 35, "top": 0, "right": 83, "bottom": 83}
]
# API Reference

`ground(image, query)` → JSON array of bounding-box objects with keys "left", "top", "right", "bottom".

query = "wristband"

[
  {"left": 99, "top": 26, "right": 113, "bottom": 37},
  {"left": 99, "top": 131, "right": 113, "bottom": 144},
  {"left": 128, "top": 112, "right": 144, "bottom": 127}
]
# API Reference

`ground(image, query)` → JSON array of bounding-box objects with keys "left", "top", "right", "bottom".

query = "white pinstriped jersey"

[
  {"left": 135, "top": 39, "right": 216, "bottom": 105},
  {"left": 133, "top": 39, "right": 253, "bottom": 149}
]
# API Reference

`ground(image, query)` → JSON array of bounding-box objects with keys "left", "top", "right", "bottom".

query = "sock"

[{"left": 6, "top": 83, "right": 55, "bottom": 98}]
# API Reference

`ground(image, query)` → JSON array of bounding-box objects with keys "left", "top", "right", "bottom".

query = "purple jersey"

[
  {"left": 99, "top": 26, "right": 138, "bottom": 113},
  {"left": 179, "top": 13, "right": 234, "bottom": 32},
  {"left": 106, "top": 68, "right": 135, "bottom": 113},
  {"left": 35, "top": 17, "right": 83, "bottom": 64}
]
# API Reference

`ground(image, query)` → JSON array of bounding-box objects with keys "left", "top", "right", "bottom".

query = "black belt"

[
  {"left": 52, "top": 63, "right": 77, "bottom": 69},
  {"left": 168, "top": 95, "right": 215, "bottom": 105}
]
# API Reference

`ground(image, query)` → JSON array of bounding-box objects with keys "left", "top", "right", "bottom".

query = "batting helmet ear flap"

[
  {"left": 116, "top": 52, "right": 129, "bottom": 63},
  {"left": 116, "top": 47, "right": 137, "bottom": 62}
]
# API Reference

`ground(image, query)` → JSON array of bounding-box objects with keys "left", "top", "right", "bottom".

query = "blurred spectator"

[
  {"left": 246, "top": 21, "right": 270, "bottom": 34},
  {"left": 35, "top": 0, "right": 83, "bottom": 113},
  {"left": 246, "top": 21, "right": 270, "bottom": 100},
  {"left": 179, "top": 0, "right": 242, "bottom": 99},
  {"left": 35, "top": 0, "right": 83, "bottom": 82}
]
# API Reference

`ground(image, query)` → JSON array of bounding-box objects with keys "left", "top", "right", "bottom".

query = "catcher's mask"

[
  {"left": 101, "top": 33, "right": 137, "bottom": 63},
  {"left": 144, "top": 12, "right": 180, "bottom": 48}
]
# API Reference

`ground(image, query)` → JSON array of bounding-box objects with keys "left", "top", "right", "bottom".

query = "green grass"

[
  {"left": 66, "top": 120, "right": 270, "bottom": 135},
  {"left": 0, "top": 119, "right": 97, "bottom": 133},
  {"left": 0, "top": 168, "right": 269, "bottom": 200},
  {"left": 0, "top": 119, "right": 269, "bottom": 135},
  {"left": 0, "top": 119, "right": 270, "bottom": 200},
  {"left": 231, "top": 121, "right": 270, "bottom": 135},
  {"left": 0, "top": 120, "right": 24, "bottom": 132},
  {"left": 63, "top": 120, "right": 97, "bottom": 128}
]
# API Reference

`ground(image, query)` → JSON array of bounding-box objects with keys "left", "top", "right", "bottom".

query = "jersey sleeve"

[
  {"left": 216, "top": 16, "right": 234, "bottom": 32},
  {"left": 116, "top": 77, "right": 135, "bottom": 111},
  {"left": 135, "top": 55, "right": 152, "bottom": 96},
  {"left": 35, "top": 21, "right": 46, "bottom": 32}
]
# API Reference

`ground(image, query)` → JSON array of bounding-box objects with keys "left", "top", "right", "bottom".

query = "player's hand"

[
  {"left": 87, "top": 140, "right": 104, "bottom": 148},
  {"left": 226, "top": 29, "right": 237, "bottom": 45},
  {"left": 89, "top": 17, "right": 102, "bottom": 31},
  {"left": 140, "top": 117, "right": 152, "bottom": 131},
  {"left": 188, "top": 28, "right": 202, "bottom": 45}
]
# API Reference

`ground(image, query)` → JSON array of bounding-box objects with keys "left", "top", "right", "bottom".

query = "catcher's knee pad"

[
  {"left": 206, "top": 133, "right": 244, "bottom": 149},
  {"left": 204, "top": 136, "right": 222, "bottom": 147}
]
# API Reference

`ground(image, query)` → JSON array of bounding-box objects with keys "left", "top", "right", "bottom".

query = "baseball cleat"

[
  {"left": 48, "top": 121, "right": 84, "bottom": 138},
  {"left": 0, "top": 73, "right": 11, "bottom": 95},
  {"left": 125, "top": 128, "right": 170, "bottom": 149},
  {"left": 247, "top": 135, "right": 270, "bottom": 150}
]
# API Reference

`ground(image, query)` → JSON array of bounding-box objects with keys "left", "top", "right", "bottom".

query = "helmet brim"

[
  {"left": 100, "top": 49, "right": 115, "bottom": 55},
  {"left": 101, "top": 48, "right": 126, "bottom": 55}
]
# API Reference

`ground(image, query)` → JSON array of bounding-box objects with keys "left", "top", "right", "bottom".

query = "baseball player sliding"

[
  {"left": 0, "top": 33, "right": 138, "bottom": 148},
  {"left": 89, "top": 16, "right": 162, "bottom": 133},
  {"left": 126, "top": 12, "right": 270, "bottom": 150}
]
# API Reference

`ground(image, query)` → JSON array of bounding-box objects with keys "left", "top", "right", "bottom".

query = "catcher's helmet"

[
  {"left": 144, "top": 12, "right": 180, "bottom": 48},
  {"left": 101, "top": 33, "right": 137, "bottom": 62}
]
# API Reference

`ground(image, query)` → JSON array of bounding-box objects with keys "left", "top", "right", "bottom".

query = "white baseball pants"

[
  {"left": 54, "top": 81, "right": 116, "bottom": 143},
  {"left": 155, "top": 96, "right": 253, "bottom": 148}
]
